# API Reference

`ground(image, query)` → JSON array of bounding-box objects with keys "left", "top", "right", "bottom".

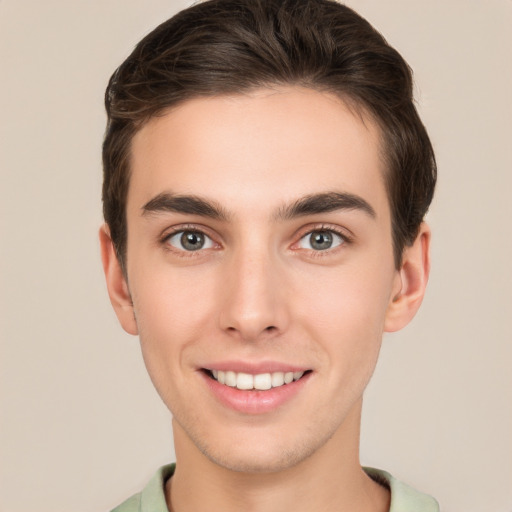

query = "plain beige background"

[{"left": 1, "top": 1, "right": 511, "bottom": 511}]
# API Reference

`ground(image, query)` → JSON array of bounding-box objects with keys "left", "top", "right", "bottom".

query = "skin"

[{"left": 100, "top": 87, "right": 430, "bottom": 512}]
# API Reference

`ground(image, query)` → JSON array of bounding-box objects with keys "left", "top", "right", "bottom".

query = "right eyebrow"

[
  {"left": 141, "top": 192, "right": 229, "bottom": 221},
  {"left": 275, "top": 191, "right": 376, "bottom": 221}
]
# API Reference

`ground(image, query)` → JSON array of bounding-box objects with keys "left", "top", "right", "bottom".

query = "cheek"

[
  {"left": 129, "top": 272, "right": 215, "bottom": 412},
  {"left": 132, "top": 259, "right": 218, "bottom": 328},
  {"left": 129, "top": 265, "right": 219, "bottom": 373},
  {"left": 298, "top": 263, "right": 393, "bottom": 359}
]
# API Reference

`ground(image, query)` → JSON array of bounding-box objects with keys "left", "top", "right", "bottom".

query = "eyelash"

[
  {"left": 293, "top": 224, "right": 353, "bottom": 257},
  {"left": 159, "top": 223, "right": 353, "bottom": 257},
  {"left": 160, "top": 224, "right": 219, "bottom": 257}
]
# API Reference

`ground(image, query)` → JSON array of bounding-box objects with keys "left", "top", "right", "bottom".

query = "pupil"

[
  {"left": 311, "top": 231, "right": 332, "bottom": 250},
  {"left": 181, "top": 232, "right": 204, "bottom": 251}
]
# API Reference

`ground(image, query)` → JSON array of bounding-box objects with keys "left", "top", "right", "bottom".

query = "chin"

[
  {"left": 191, "top": 425, "right": 335, "bottom": 474},
  {"left": 201, "top": 445, "right": 312, "bottom": 474}
]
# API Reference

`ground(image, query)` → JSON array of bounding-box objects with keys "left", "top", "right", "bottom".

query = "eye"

[
  {"left": 298, "top": 230, "right": 345, "bottom": 251},
  {"left": 166, "top": 230, "right": 215, "bottom": 251}
]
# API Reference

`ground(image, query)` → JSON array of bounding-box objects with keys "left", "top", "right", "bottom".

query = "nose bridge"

[{"left": 219, "top": 237, "right": 287, "bottom": 341}]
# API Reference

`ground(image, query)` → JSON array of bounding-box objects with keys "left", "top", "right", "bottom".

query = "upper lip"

[{"left": 200, "top": 361, "right": 311, "bottom": 374}]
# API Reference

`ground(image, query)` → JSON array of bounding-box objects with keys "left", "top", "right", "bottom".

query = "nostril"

[{"left": 222, "top": 322, "right": 281, "bottom": 341}]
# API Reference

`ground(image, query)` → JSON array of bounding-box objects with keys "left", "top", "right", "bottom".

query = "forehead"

[{"left": 128, "top": 86, "right": 388, "bottom": 220}]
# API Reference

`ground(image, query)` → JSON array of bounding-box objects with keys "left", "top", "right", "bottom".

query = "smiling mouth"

[{"left": 205, "top": 369, "right": 311, "bottom": 391}]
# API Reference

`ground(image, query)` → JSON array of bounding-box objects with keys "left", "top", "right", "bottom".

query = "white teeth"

[
  {"left": 271, "top": 372, "right": 285, "bottom": 387},
  {"left": 210, "top": 369, "right": 307, "bottom": 390},
  {"left": 225, "top": 371, "right": 237, "bottom": 387},
  {"left": 236, "top": 372, "right": 254, "bottom": 390},
  {"left": 253, "top": 373, "right": 272, "bottom": 390}
]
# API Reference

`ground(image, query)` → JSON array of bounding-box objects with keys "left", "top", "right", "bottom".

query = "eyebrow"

[
  {"left": 275, "top": 192, "right": 376, "bottom": 220},
  {"left": 141, "top": 191, "right": 376, "bottom": 222},
  {"left": 141, "top": 192, "right": 229, "bottom": 220}
]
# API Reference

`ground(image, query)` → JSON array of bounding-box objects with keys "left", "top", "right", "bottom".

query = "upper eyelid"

[
  {"left": 158, "top": 222, "right": 353, "bottom": 247},
  {"left": 159, "top": 225, "right": 221, "bottom": 254},
  {"left": 160, "top": 223, "right": 218, "bottom": 241},
  {"left": 294, "top": 223, "right": 354, "bottom": 242},
  {"left": 160, "top": 226, "right": 220, "bottom": 256}
]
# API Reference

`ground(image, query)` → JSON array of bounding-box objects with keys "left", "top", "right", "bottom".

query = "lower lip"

[{"left": 201, "top": 371, "right": 311, "bottom": 415}]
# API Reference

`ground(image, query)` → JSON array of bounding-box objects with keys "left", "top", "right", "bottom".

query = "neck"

[{"left": 166, "top": 400, "right": 389, "bottom": 512}]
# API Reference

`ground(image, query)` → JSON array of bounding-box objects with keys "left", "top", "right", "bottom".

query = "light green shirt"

[{"left": 111, "top": 464, "right": 439, "bottom": 512}]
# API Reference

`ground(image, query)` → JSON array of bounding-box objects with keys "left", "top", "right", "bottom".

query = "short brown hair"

[{"left": 103, "top": 0, "right": 436, "bottom": 269}]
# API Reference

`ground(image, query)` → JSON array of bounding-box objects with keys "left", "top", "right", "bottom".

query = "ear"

[
  {"left": 384, "top": 223, "right": 431, "bottom": 333},
  {"left": 99, "top": 224, "right": 138, "bottom": 335}
]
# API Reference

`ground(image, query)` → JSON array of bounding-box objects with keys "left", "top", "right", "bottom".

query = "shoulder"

[
  {"left": 110, "top": 464, "right": 175, "bottom": 512},
  {"left": 110, "top": 493, "right": 140, "bottom": 512},
  {"left": 364, "top": 467, "right": 439, "bottom": 512}
]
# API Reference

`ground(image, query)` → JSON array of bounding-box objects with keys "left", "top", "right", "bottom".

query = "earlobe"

[
  {"left": 384, "top": 223, "right": 431, "bottom": 333},
  {"left": 99, "top": 224, "right": 138, "bottom": 335}
]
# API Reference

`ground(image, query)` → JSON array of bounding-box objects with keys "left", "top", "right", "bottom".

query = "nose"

[{"left": 218, "top": 246, "right": 289, "bottom": 342}]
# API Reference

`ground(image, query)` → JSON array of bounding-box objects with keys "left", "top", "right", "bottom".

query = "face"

[{"left": 104, "top": 87, "right": 424, "bottom": 473}]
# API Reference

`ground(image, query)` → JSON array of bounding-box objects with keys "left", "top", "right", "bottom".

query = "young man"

[{"left": 100, "top": 0, "right": 438, "bottom": 510}]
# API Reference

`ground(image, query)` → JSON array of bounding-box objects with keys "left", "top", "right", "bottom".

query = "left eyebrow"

[
  {"left": 275, "top": 192, "right": 376, "bottom": 220},
  {"left": 141, "top": 192, "right": 229, "bottom": 220}
]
